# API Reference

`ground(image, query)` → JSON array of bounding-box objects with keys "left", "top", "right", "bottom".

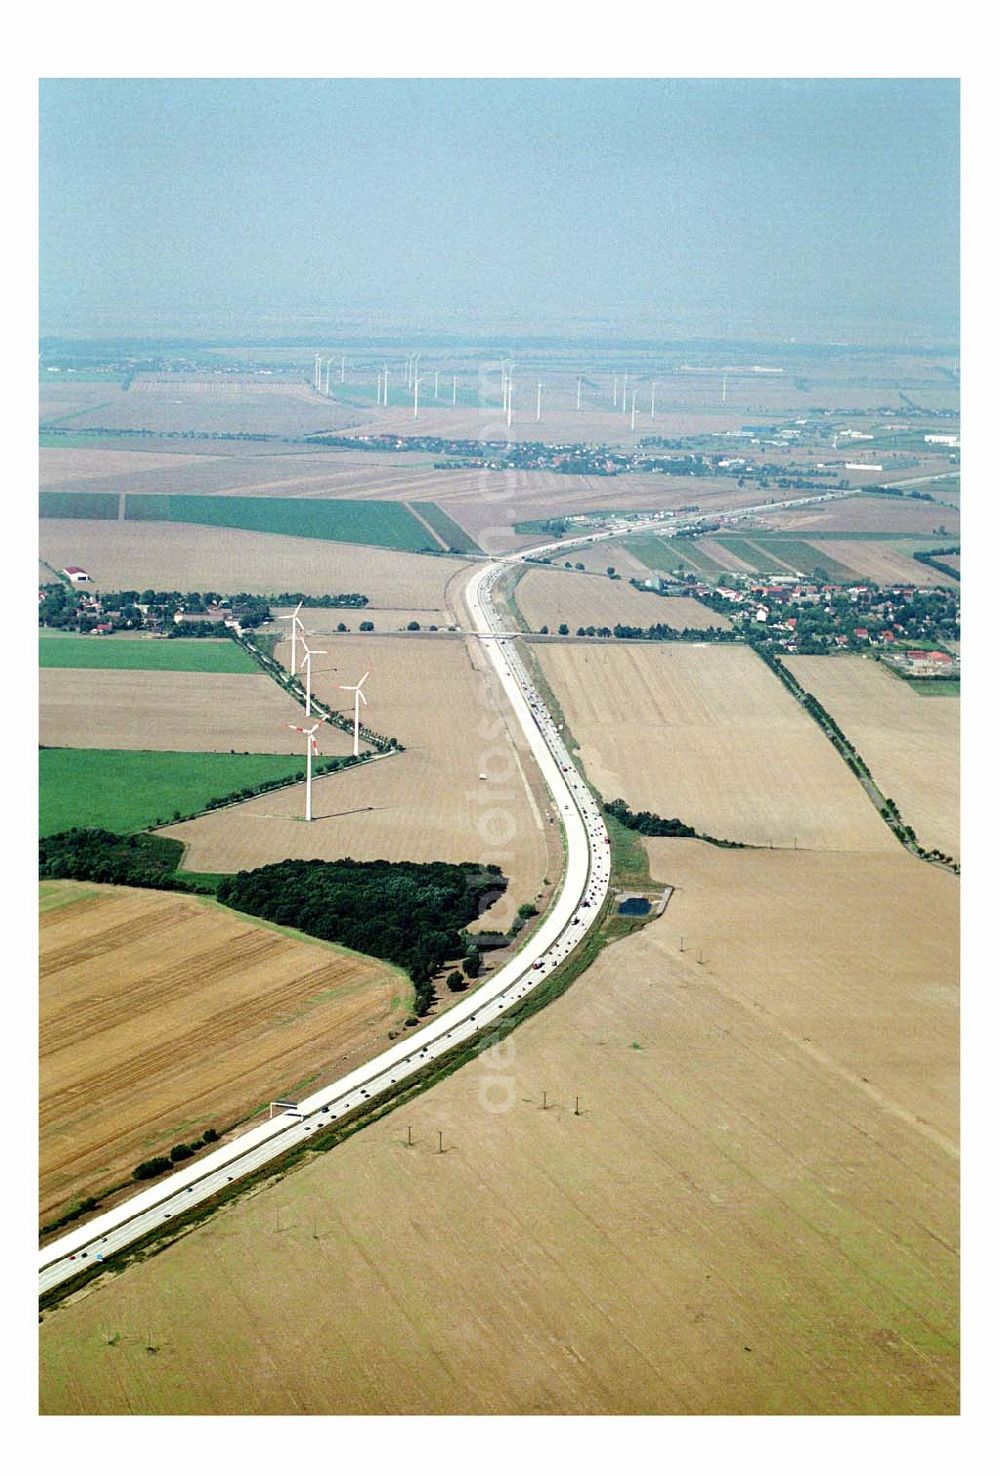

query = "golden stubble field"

[
  {"left": 786, "top": 656, "right": 959, "bottom": 858},
  {"left": 814, "top": 540, "right": 953, "bottom": 588},
  {"left": 162, "top": 634, "right": 554, "bottom": 931},
  {"left": 39, "top": 882, "right": 408, "bottom": 1228},
  {"left": 38, "top": 845, "right": 957, "bottom": 1414},
  {"left": 38, "top": 668, "right": 356, "bottom": 755},
  {"left": 535, "top": 642, "right": 896, "bottom": 851},
  {"left": 513, "top": 566, "right": 730, "bottom": 633},
  {"left": 37, "top": 519, "right": 471, "bottom": 608},
  {"left": 755, "top": 494, "right": 960, "bottom": 539}
]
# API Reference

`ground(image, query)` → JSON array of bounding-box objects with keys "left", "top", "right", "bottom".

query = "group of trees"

[
  {"left": 544, "top": 620, "right": 736, "bottom": 644},
  {"left": 38, "top": 829, "right": 209, "bottom": 891},
  {"left": 604, "top": 798, "right": 746, "bottom": 849},
  {"left": 39, "top": 584, "right": 374, "bottom": 635},
  {"left": 268, "top": 591, "right": 369, "bottom": 608},
  {"left": 216, "top": 858, "right": 508, "bottom": 1014},
  {"left": 133, "top": 1128, "right": 220, "bottom": 1182},
  {"left": 912, "top": 546, "right": 960, "bottom": 583},
  {"left": 604, "top": 799, "right": 696, "bottom": 838}
]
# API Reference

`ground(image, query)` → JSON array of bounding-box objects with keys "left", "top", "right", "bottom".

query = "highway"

[
  {"left": 39, "top": 484, "right": 858, "bottom": 1296},
  {"left": 38, "top": 553, "right": 613, "bottom": 1296}
]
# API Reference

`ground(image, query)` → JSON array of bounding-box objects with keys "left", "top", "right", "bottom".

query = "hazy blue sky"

[{"left": 39, "top": 78, "right": 959, "bottom": 344}]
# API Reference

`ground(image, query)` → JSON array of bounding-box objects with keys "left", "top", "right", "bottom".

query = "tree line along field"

[
  {"left": 38, "top": 843, "right": 957, "bottom": 1414},
  {"left": 512, "top": 565, "right": 730, "bottom": 634},
  {"left": 38, "top": 749, "right": 333, "bottom": 836},
  {"left": 39, "top": 634, "right": 259, "bottom": 674},
  {"left": 39, "top": 881, "right": 409, "bottom": 1228},
  {"left": 38, "top": 520, "right": 471, "bottom": 608},
  {"left": 535, "top": 642, "right": 896, "bottom": 852},
  {"left": 785, "top": 655, "right": 959, "bottom": 858}
]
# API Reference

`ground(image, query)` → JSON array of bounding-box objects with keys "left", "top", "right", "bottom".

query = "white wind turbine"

[
  {"left": 301, "top": 641, "right": 330, "bottom": 717},
  {"left": 278, "top": 600, "right": 305, "bottom": 676},
  {"left": 288, "top": 717, "right": 327, "bottom": 822},
  {"left": 339, "top": 671, "right": 370, "bottom": 757}
]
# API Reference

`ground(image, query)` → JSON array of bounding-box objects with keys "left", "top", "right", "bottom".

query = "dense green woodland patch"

[
  {"left": 38, "top": 837, "right": 508, "bottom": 1012},
  {"left": 39, "top": 830, "right": 213, "bottom": 892},
  {"left": 218, "top": 859, "right": 506, "bottom": 1008}
]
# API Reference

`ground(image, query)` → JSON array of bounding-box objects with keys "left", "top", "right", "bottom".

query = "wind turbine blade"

[{"left": 358, "top": 689, "right": 368, "bottom": 705}]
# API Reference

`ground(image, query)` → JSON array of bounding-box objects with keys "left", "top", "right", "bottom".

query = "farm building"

[{"left": 62, "top": 566, "right": 91, "bottom": 583}]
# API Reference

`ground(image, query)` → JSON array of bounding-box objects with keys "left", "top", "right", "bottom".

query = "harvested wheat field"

[
  {"left": 39, "top": 882, "right": 408, "bottom": 1228},
  {"left": 37, "top": 520, "right": 471, "bottom": 608},
  {"left": 162, "top": 635, "right": 553, "bottom": 931},
  {"left": 754, "top": 494, "right": 960, "bottom": 539},
  {"left": 643, "top": 840, "right": 958, "bottom": 1139},
  {"left": 39, "top": 668, "right": 356, "bottom": 756},
  {"left": 811, "top": 540, "right": 947, "bottom": 587},
  {"left": 786, "top": 656, "right": 959, "bottom": 858},
  {"left": 38, "top": 845, "right": 957, "bottom": 1414},
  {"left": 39, "top": 447, "right": 222, "bottom": 487},
  {"left": 513, "top": 566, "right": 728, "bottom": 633},
  {"left": 535, "top": 643, "right": 895, "bottom": 851}
]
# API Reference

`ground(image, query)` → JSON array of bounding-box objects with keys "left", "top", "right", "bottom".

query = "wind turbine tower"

[
  {"left": 301, "top": 642, "right": 329, "bottom": 717},
  {"left": 650, "top": 381, "right": 656, "bottom": 419},
  {"left": 278, "top": 601, "right": 305, "bottom": 677},
  {"left": 577, "top": 377, "right": 582, "bottom": 411},
  {"left": 288, "top": 719, "right": 326, "bottom": 822},
  {"left": 612, "top": 374, "right": 618, "bottom": 407},
  {"left": 536, "top": 381, "right": 542, "bottom": 422},
  {"left": 340, "top": 355, "right": 346, "bottom": 383},
  {"left": 630, "top": 389, "right": 637, "bottom": 431},
  {"left": 453, "top": 375, "right": 457, "bottom": 406},
  {"left": 314, "top": 355, "right": 322, "bottom": 391},
  {"left": 722, "top": 373, "right": 728, "bottom": 404},
  {"left": 434, "top": 370, "right": 440, "bottom": 400},
  {"left": 339, "top": 671, "right": 370, "bottom": 757}
]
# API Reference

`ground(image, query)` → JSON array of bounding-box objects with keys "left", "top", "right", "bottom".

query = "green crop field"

[
  {"left": 713, "top": 537, "right": 857, "bottom": 581},
  {"left": 122, "top": 494, "right": 432, "bottom": 551},
  {"left": 625, "top": 536, "right": 725, "bottom": 576},
  {"left": 39, "top": 635, "right": 259, "bottom": 674},
  {"left": 39, "top": 491, "right": 119, "bottom": 519},
  {"left": 411, "top": 502, "right": 481, "bottom": 553},
  {"left": 39, "top": 749, "right": 312, "bottom": 837}
]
